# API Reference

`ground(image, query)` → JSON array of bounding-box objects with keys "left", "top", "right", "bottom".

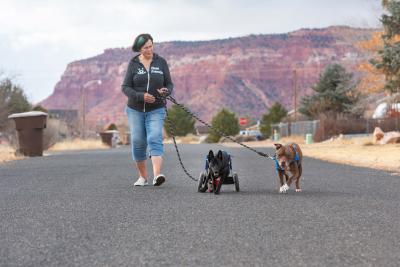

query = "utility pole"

[
  {"left": 293, "top": 69, "right": 298, "bottom": 122},
  {"left": 80, "top": 80, "right": 102, "bottom": 139},
  {"left": 81, "top": 87, "right": 86, "bottom": 139}
]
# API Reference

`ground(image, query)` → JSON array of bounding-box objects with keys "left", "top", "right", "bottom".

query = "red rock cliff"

[{"left": 41, "top": 26, "right": 376, "bottom": 127}]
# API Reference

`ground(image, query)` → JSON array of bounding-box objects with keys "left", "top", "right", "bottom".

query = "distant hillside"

[{"left": 41, "top": 26, "right": 376, "bottom": 127}]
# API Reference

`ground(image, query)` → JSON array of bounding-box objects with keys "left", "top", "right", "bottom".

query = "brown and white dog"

[{"left": 274, "top": 143, "right": 303, "bottom": 193}]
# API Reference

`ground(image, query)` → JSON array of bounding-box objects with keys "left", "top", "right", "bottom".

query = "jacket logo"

[
  {"left": 137, "top": 68, "right": 146, "bottom": 75},
  {"left": 151, "top": 66, "right": 163, "bottom": 75}
]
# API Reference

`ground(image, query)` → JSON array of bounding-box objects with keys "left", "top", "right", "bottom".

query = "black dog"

[{"left": 206, "top": 150, "right": 231, "bottom": 194}]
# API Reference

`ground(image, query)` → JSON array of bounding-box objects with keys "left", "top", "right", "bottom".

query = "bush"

[
  {"left": 313, "top": 115, "right": 399, "bottom": 142},
  {"left": 32, "top": 105, "right": 48, "bottom": 113},
  {"left": 260, "top": 102, "right": 287, "bottom": 137},
  {"left": 0, "top": 77, "right": 31, "bottom": 132},
  {"left": 106, "top": 123, "right": 118, "bottom": 131},
  {"left": 206, "top": 109, "right": 239, "bottom": 143},
  {"left": 43, "top": 119, "right": 61, "bottom": 150},
  {"left": 164, "top": 104, "right": 195, "bottom": 137}
]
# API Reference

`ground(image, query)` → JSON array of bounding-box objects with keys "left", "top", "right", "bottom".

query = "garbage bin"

[
  {"left": 125, "top": 132, "right": 131, "bottom": 145},
  {"left": 8, "top": 111, "right": 48, "bottom": 156},
  {"left": 305, "top": 133, "right": 313, "bottom": 144},
  {"left": 99, "top": 130, "right": 119, "bottom": 147},
  {"left": 273, "top": 130, "right": 280, "bottom": 141}
]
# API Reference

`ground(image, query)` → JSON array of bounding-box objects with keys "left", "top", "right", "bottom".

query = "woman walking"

[{"left": 122, "top": 33, "right": 173, "bottom": 186}]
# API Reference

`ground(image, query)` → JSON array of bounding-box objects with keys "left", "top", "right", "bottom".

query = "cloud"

[{"left": 0, "top": 0, "right": 383, "bottom": 102}]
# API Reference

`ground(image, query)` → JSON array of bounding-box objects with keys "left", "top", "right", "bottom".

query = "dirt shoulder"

[
  {"left": 0, "top": 139, "right": 108, "bottom": 164},
  {"left": 0, "top": 145, "right": 22, "bottom": 163},
  {"left": 222, "top": 136, "right": 400, "bottom": 175}
]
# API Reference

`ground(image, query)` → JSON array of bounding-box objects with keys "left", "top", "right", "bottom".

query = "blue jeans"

[{"left": 125, "top": 106, "right": 166, "bottom": 162}]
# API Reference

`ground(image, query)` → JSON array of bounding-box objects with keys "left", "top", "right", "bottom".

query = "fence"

[
  {"left": 314, "top": 117, "right": 400, "bottom": 141},
  {"left": 272, "top": 117, "right": 400, "bottom": 141},
  {"left": 271, "top": 120, "right": 320, "bottom": 137}
]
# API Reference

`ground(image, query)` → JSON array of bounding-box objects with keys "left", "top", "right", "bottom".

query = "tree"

[
  {"left": 206, "top": 108, "right": 239, "bottom": 143},
  {"left": 371, "top": 0, "right": 400, "bottom": 95},
  {"left": 164, "top": 104, "right": 195, "bottom": 137},
  {"left": 260, "top": 102, "right": 287, "bottom": 137},
  {"left": 0, "top": 78, "right": 31, "bottom": 131},
  {"left": 299, "top": 64, "right": 360, "bottom": 119},
  {"left": 357, "top": 31, "right": 386, "bottom": 94}
]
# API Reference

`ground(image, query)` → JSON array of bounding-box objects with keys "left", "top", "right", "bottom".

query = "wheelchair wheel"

[
  {"left": 233, "top": 173, "right": 240, "bottom": 192},
  {"left": 197, "top": 172, "right": 208, "bottom": 192}
]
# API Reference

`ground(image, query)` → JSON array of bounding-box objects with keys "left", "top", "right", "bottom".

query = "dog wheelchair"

[{"left": 197, "top": 153, "right": 240, "bottom": 194}]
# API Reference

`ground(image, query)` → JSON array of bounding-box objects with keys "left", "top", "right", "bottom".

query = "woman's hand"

[
  {"left": 157, "top": 88, "right": 169, "bottom": 97},
  {"left": 144, "top": 93, "right": 156, "bottom": 103}
]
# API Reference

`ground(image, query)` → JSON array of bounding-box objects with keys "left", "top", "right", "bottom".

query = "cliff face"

[{"left": 41, "top": 26, "right": 375, "bottom": 127}]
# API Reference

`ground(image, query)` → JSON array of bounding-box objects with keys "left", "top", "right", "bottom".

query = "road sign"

[{"left": 239, "top": 117, "right": 248, "bottom": 125}]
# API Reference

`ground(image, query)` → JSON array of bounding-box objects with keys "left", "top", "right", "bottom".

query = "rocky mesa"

[{"left": 41, "top": 26, "right": 376, "bottom": 127}]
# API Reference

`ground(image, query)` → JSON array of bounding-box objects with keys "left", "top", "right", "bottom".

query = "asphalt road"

[{"left": 1, "top": 144, "right": 399, "bottom": 266}]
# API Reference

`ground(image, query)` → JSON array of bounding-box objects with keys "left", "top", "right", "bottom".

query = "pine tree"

[
  {"left": 299, "top": 64, "right": 360, "bottom": 119},
  {"left": 371, "top": 0, "right": 400, "bottom": 95}
]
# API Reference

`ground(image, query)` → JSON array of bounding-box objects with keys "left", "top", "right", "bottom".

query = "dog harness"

[
  {"left": 292, "top": 144, "right": 301, "bottom": 163},
  {"left": 273, "top": 157, "right": 283, "bottom": 172},
  {"left": 274, "top": 144, "right": 300, "bottom": 173}
]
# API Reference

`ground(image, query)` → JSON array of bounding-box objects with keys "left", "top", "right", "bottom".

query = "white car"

[
  {"left": 372, "top": 103, "right": 400, "bottom": 119},
  {"left": 239, "top": 130, "right": 262, "bottom": 140}
]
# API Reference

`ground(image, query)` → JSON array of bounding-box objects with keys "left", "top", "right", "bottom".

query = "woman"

[{"left": 122, "top": 33, "right": 173, "bottom": 186}]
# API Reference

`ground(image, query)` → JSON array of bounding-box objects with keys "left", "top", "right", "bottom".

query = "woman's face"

[{"left": 140, "top": 39, "right": 153, "bottom": 58}]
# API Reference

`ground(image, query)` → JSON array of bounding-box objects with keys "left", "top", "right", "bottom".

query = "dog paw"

[
  {"left": 295, "top": 189, "right": 302, "bottom": 192},
  {"left": 279, "top": 184, "right": 289, "bottom": 193},
  {"left": 282, "top": 184, "right": 289, "bottom": 191}
]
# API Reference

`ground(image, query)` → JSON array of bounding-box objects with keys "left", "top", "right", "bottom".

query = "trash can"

[
  {"left": 8, "top": 111, "right": 48, "bottom": 156},
  {"left": 273, "top": 130, "right": 280, "bottom": 141},
  {"left": 305, "top": 133, "right": 313, "bottom": 144},
  {"left": 99, "top": 130, "right": 119, "bottom": 147},
  {"left": 125, "top": 132, "right": 131, "bottom": 145}
]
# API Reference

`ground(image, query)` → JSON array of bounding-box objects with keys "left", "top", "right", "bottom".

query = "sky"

[{"left": 0, "top": 0, "right": 383, "bottom": 103}]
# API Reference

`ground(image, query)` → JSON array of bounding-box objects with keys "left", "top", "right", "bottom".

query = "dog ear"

[
  {"left": 217, "top": 150, "right": 223, "bottom": 160},
  {"left": 208, "top": 150, "right": 214, "bottom": 159},
  {"left": 274, "top": 143, "right": 282, "bottom": 150}
]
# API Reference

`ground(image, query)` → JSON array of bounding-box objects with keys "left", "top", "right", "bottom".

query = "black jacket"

[{"left": 122, "top": 53, "right": 173, "bottom": 112}]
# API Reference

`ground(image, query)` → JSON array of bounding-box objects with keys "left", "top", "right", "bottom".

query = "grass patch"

[
  {"left": 0, "top": 145, "right": 22, "bottom": 163},
  {"left": 48, "top": 138, "right": 108, "bottom": 151}
]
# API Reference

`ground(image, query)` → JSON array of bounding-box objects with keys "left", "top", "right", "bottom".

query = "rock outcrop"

[
  {"left": 41, "top": 26, "right": 376, "bottom": 127},
  {"left": 374, "top": 127, "right": 400, "bottom": 144}
]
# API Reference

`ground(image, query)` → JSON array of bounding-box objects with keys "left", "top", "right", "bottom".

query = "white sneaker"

[
  {"left": 153, "top": 174, "right": 166, "bottom": 186},
  {"left": 134, "top": 177, "right": 148, "bottom": 186}
]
